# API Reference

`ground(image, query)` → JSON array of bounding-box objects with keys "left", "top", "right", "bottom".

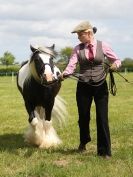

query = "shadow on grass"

[
  {"left": 0, "top": 133, "right": 34, "bottom": 155},
  {"left": 0, "top": 133, "right": 96, "bottom": 158},
  {"left": 49, "top": 146, "right": 95, "bottom": 157}
]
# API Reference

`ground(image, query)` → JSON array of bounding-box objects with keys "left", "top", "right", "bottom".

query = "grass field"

[{"left": 0, "top": 73, "right": 133, "bottom": 177}]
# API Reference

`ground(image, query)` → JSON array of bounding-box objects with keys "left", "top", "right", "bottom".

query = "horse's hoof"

[{"left": 31, "top": 117, "right": 38, "bottom": 126}]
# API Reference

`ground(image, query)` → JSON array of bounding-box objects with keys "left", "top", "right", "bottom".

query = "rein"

[
  {"left": 63, "top": 63, "right": 133, "bottom": 96},
  {"left": 104, "top": 62, "right": 133, "bottom": 84},
  {"left": 63, "top": 72, "right": 116, "bottom": 96}
]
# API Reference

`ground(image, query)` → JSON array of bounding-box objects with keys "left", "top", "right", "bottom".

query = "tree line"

[{"left": 0, "top": 48, "right": 133, "bottom": 73}]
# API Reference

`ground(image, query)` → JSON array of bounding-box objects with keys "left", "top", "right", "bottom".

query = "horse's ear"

[
  {"left": 30, "top": 44, "right": 38, "bottom": 53},
  {"left": 51, "top": 44, "right": 55, "bottom": 49}
]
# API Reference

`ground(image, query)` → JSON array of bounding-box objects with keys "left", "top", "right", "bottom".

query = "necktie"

[{"left": 88, "top": 44, "right": 94, "bottom": 61}]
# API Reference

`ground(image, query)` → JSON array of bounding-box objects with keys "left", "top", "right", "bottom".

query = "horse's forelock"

[
  {"left": 47, "top": 46, "right": 58, "bottom": 57},
  {"left": 38, "top": 46, "right": 57, "bottom": 58},
  {"left": 30, "top": 44, "right": 58, "bottom": 60}
]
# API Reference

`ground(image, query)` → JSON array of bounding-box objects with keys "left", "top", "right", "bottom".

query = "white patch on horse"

[
  {"left": 39, "top": 53, "right": 53, "bottom": 82},
  {"left": 44, "top": 65, "right": 52, "bottom": 74},
  {"left": 53, "top": 66, "right": 61, "bottom": 79},
  {"left": 39, "top": 53, "right": 50, "bottom": 64},
  {"left": 18, "top": 62, "right": 30, "bottom": 90}
]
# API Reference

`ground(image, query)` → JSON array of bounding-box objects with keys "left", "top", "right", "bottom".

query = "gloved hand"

[
  {"left": 110, "top": 63, "right": 118, "bottom": 71},
  {"left": 59, "top": 73, "right": 69, "bottom": 81},
  {"left": 59, "top": 73, "right": 65, "bottom": 81}
]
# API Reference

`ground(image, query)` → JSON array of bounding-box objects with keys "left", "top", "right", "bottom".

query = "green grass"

[{"left": 0, "top": 74, "right": 133, "bottom": 177}]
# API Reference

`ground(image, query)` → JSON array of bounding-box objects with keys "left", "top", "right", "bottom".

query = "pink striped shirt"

[{"left": 64, "top": 39, "right": 121, "bottom": 74}]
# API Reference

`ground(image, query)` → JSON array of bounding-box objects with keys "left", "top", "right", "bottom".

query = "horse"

[{"left": 17, "top": 44, "right": 67, "bottom": 148}]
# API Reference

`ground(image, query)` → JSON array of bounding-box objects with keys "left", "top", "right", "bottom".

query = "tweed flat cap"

[{"left": 71, "top": 21, "right": 97, "bottom": 34}]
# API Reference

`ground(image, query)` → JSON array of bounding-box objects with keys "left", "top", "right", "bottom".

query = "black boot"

[{"left": 78, "top": 143, "right": 86, "bottom": 152}]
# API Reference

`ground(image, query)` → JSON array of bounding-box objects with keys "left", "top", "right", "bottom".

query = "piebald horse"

[{"left": 17, "top": 44, "right": 67, "bottom": 148}]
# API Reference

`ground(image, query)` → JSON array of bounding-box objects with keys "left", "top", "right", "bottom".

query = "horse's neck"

[{"left": 29, "top": 61, "right": 41, "bottom": 83}]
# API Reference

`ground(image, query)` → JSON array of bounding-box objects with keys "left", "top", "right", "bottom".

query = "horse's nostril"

[{"left": 56, "top": 72, "right": 60, "bottom": 76}]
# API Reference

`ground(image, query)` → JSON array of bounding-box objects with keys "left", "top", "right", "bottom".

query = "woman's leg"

[
  {"left": 94, "top": 82, "right": 111, "bottom": 156},
  {"left": 76, "top": 82, "right": 93, "bottom": 145}
]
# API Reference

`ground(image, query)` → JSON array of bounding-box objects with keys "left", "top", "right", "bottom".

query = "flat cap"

[{"left": 71, "top": 21, "right": 97, "bottom": 34}]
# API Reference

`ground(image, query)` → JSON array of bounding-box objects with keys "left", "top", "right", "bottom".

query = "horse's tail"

[{"left": 52, "top": 95, "right": 68, "bottom": 127}]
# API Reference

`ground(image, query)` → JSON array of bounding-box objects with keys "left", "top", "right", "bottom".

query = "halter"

[{"left": 29, "top": 47, "right": 61, "bottom": 87}]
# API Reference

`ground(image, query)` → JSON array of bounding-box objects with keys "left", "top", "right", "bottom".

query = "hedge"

[{"left": 0, "top": 65, "right": 20, "bottom": 76}]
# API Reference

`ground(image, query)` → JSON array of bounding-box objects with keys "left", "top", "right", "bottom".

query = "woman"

[{"left": 62, "top": 21, "right": 121, "bottom": 159}]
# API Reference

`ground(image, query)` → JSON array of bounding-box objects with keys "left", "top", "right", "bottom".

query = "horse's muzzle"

[{"left": 41, "top": 74, "right": 58, "bottom": 86}]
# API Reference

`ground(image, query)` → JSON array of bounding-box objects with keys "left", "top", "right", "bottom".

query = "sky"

[{"left": 0, "top": 0, "right": 133, "bottom": 63}]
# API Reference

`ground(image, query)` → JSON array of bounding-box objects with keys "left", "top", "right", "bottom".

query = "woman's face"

[{"left": 77, "top": 31, "right": 93, "bottom": 44}]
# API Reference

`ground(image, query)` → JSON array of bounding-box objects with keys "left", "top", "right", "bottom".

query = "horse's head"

[{"left": 29, "top": 44, "right": 61, "bottom": 85}]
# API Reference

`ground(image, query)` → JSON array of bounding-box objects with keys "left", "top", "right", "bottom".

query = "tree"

[
  {"left": 0, "top": 51, "right": 15, "bottom": 67},
  {"left": 56, "top": 47, "right": 73, "bottom": 71},
  {"left": 121, "top": 58, "right": 133, "bottom": 72},
  {"left": 58, "top": 47, "right": 73, "bottom": 63},
  {"left": 122, "top": 58, "right": 133, "bottom": 66}
]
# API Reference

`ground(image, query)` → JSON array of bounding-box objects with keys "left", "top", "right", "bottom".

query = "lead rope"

[
  {"left": 62, "top": 61, "right": 117, "bottom": 95},
  {"left": 62, "top": 62, "right": 133, "bottom": 96},
  {"left": 103, "top": 62, "right": 133, "bottom": 96},
  {"left": 63, "top": 70, "right": 117, "bottom": 96},
  {"left": 108, "top": 71, "right": 117, "bottom": 96}
]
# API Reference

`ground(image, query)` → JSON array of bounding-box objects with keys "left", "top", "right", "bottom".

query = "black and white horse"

[{"left": 17, "top": 44, "right": 67, "bottom": 148}]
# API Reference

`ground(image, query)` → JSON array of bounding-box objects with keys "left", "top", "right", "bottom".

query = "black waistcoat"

[{"left": 78, "top": 40, "right": 106, "bottom": 85}]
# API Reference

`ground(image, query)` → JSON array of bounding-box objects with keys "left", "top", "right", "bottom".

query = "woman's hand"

[{"left": 110, "top": 63, "right": 117, "bottom": 71}]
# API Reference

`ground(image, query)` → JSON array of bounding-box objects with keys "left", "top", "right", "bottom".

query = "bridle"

[
  {"left": 30, "top": 49, "right": 61, "bottom": 87},
  {"left": 39, "top": 62, "right": 61, "bottom": 87}
]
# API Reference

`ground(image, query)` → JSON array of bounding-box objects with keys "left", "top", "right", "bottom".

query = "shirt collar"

[{"left": 84, "top": 39, "right": 96, "bottom": 47}]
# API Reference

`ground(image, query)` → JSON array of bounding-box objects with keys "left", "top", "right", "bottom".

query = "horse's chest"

[{"left": 23, "top": 80, "right": 53, "bottom": 103}]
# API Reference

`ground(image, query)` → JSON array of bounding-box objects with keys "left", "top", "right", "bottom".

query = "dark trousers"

[{"left": 76, "top": 81, "right": 111, "bottom": 156}]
